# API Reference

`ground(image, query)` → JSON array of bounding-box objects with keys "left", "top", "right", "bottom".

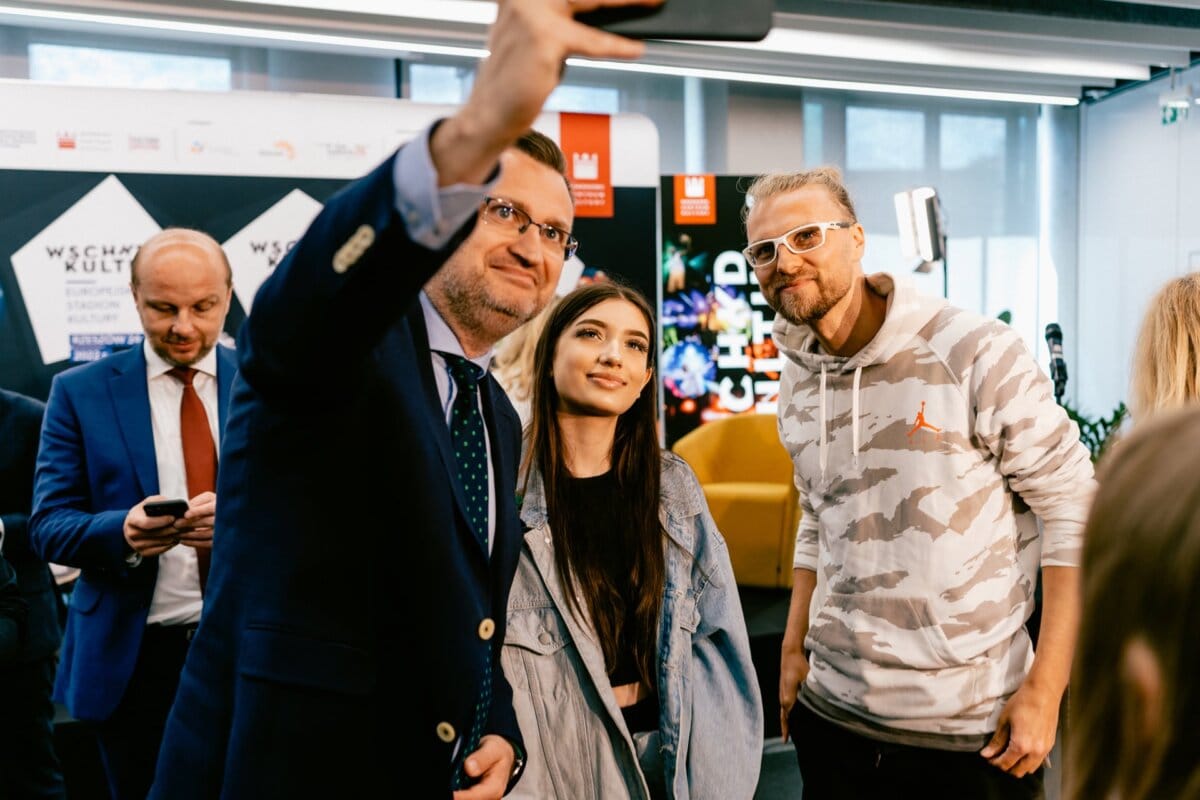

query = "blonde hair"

[
  {"left": 1131, "top": 273, "right": 1200, "bottom": 422},
  {"left": 742, "top": 167, "right": 858, "bottom": 224},
  {"left": 492, "top": 298, "right": 559, "bottom": 405}
]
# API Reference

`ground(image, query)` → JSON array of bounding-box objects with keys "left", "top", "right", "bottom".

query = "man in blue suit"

[
  {"left": 31, "top": 228, "right": 236, "bottom": 799},
  {"left": 0, "top": 387, "right": 65, "bottom": 799},
  {"left": 151, "top": 1, "right": 656, "bottom": 798}
]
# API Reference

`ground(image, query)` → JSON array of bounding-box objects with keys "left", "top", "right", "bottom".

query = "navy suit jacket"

[
  {"left": 153, "top": 151, "right": 526, "bottom": 799},
  {"left": 0, "top": 388, "right": 59, "bottom": 665},
  {"left": 30, "top": 344, "right": 237, "bottom": 721}
]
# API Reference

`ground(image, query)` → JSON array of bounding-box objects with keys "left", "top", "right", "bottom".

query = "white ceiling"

[{"left": 2, "top": 0, "right": 1198, "bottom": 103}]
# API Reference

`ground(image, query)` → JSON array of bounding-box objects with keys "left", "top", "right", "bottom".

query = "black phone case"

[{"left": 576, "top": 0, "right": 773, "bottom": 42}]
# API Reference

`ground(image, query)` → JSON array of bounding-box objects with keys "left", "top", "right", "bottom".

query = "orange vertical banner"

[
  {"left": 559, "top": 112, "right": 612, "bottom": 218},
  {"left": 673, "top": 174, "right": 717, "bottom": 225}
]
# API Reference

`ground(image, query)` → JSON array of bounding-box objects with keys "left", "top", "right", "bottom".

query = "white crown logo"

[
  {"left": 684, "top": 176, "right": 707, "bottom": 198},
  {"left": 572, "top": 152, "right": 599, "bottom": 180}
]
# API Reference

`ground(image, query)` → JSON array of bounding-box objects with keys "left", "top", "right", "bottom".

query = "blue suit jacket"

[
  {"left": 153, "top": 151, "right": 526, "bottom": 799},
  {"left": 30, "top": 344, "right": 236, "bottom": 721}
]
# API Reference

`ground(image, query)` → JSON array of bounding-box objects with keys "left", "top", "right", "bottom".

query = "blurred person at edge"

[
  {"left": 149, "top": 2, "right": 663, "bottom": 799},
  {"left": 1129, "top": 272, "right": 1200, "bottom": 423},
  {"left": 1, "top": 386, "right": 65, "bottom": 799},
  {"left": 1067, "top": 406, "right": 1200, "bottom": 800}
]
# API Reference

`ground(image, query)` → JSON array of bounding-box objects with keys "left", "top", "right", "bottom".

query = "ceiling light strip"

[
  {"left": 0, "top": 4, "right": 1079, "bottom": 105},
  {"left": 566, "top": 57, "right": 1080, "bottom": 105},
  {"left": 0, "top": 4, "right": 489, "bottom": 59}
]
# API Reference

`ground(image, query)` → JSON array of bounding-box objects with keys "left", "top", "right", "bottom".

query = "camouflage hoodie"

[{"left": 773, "top": 272, "right": 1094, "bottom": 738}]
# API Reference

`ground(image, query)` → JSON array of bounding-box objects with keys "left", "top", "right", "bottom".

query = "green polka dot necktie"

[
  {"left": 438, "top": 352, "right": 492, "bottom": 788},
  {"left": 439, "top": 353, "right": 489, "bottom": 550}
]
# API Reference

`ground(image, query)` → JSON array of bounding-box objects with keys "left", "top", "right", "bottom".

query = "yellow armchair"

[{"left": 671, "top": 413, "right": 801, "bottom": 589}]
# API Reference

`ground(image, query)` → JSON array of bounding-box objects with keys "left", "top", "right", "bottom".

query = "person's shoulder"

[
  {"left": 922, "top": 303, "right": 1024, "bottom": 372},
  {"left": 660, "top": 450, "right": 706, "bottom": 512},
  {"left": 660, "top": 449, "right": 692, "bottom": 478},
  {"left": 0, "top": 387, "right": 45, "bottom": 417},
  {"left": 50, "top": 348, "right": 142, "bottom": 399}
]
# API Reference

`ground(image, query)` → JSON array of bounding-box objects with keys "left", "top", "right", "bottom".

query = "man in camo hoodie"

[{"left": 744, "top": 168, "right": 1094, "bottom": 799}]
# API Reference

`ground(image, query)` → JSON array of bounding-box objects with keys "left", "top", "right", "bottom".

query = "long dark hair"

[{"left": 523, "top": 282, "right": 664, "bottom": 688}]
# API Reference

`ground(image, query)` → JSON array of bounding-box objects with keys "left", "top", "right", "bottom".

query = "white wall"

[{"left": 1077, "top": 65, "right": 1200, "bottom": 420}]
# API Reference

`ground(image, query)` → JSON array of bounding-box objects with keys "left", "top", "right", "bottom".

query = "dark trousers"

[
  {"left": 0, "top": 654, "right": 65, "bottom": 800},
  {"left": 95, "top": 624, "right": 193, "bottom": 800},
  {"left": 789, "top": 702, "right": 1045, "bottom": 800}
]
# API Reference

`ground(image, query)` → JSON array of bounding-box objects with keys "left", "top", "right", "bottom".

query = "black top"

[{"left": 563, "top": 470, "right": 659, "bottom": 733}]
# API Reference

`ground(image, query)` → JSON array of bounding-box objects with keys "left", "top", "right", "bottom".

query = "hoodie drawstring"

[
  {"left": 819, "top": 364, "right": 828, "bottom": 479},
  {"left": 852, "top": 366, "right": 862, "bottom": 467},
  {"left": 819, "top": 363, "right": 863, "bottom": 478}
]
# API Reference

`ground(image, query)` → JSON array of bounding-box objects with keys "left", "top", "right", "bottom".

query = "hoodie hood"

[{"left": 770, "top": 272, "right": 947, "bottom": 478}]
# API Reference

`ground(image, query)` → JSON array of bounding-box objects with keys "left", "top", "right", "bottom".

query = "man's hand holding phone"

[
  {"left": 126, "top": 496, "right": 188, "bottom": 558},
  {"left": 174, "top": 491, "right": 216, "bottom": 552},
  {"left": 125, "top": 493, "right": 216, "bottom": 557}
]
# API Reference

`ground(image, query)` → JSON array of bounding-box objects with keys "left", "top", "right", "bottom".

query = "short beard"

[
  {"left": 765, "top": 282, "right": 835, "bottom": 327},
  {"left": 437, "top": 271, "right": 535, "bottom": 343}
]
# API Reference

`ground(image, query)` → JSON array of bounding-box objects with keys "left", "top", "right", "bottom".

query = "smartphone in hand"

[
  {"left": 576, "top": 0, "right": 773, "bottom": 42},
  {"left": 144, "top": 499, "right": 189, "bottom": 519}
]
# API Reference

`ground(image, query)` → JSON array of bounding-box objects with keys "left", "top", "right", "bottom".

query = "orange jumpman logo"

[{"left": 907, "top": 401, "right": 942, "bottom": 440}]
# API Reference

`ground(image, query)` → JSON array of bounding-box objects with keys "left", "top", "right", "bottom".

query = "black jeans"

[{"left": 789, "top": 702, "right": 1044, "bottom": 800}]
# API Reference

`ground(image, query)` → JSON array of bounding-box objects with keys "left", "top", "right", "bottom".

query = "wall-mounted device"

[{"left": 894, "top": 186, "right": 948, "bottom": 295}]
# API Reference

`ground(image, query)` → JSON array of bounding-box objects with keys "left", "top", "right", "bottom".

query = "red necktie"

[{"left": 168, "top": 366, "right": 216, "bottom": 592}]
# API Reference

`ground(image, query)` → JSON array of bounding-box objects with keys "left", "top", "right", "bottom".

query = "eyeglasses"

[
  {"left": 480, "top": 196, "right": 579, "bottom": 260},
  {"left": 742, "top": 221, "right": 855, "bottom": 272}
]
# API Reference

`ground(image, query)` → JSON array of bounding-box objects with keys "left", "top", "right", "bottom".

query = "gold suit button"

[
  {"left": 436, "top": 721, "right": 456, "bottom": 743},
  {"left": 478, "top": 618, "right": 496, "bottom": 640}
]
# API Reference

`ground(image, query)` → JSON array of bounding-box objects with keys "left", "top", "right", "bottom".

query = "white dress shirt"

[{"left": 143, "top": 341, "right": 219, "bottom": 626}]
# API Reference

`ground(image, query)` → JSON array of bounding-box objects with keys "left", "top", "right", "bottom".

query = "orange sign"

[
  {"left": 560, "top": 112, "right": 612, "bottom": 218},
  {"left": 673, "top": 174, "right": 716, "bottom": 225}
]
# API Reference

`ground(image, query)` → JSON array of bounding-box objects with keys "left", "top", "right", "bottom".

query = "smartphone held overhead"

[{"left": 576, "top": 0, "right": 773, "bottom": 42}]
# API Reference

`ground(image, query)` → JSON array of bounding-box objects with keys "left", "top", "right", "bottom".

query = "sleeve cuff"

[{"left": 393, "top": 121, "right": 499, "bottom": 251}]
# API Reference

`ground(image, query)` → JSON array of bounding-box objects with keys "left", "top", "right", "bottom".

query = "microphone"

[{"left": 1045, "top": 323, "right": 1067, "bottom": 402}]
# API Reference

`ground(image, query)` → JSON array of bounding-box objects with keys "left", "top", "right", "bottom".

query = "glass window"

[
  {"left": 940, "top": 114, "right": 1006, "bottom": 170},
  {"left": 803, "top": 102, "right": 823, "bottom": 166},
  {"left": 544, "top": 85, "right": 619, "bottom": 114},
  {"left": 846, "top": 106, "right": 924, "bottom": 170},
  {"left": 408, "top": 63, "right": 473, "bottom": 104},
  {"left": 28, "top": 44, "right": 231, "bottom": 91},
  {"left": 408, "top": 63, "right": 618, "bottom": 114}
]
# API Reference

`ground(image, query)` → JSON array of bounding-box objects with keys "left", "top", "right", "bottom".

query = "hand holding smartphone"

[
  {"left": 575, "top": 0, "right": 773, "bottom": 41},
  {"left": 144, "top": 499, "right": 189, "bottom": 519}
]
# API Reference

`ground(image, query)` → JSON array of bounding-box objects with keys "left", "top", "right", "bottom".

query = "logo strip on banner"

[
  {"left": 674, "top": 174, "right": 717, "bottom": 225},
  {"left": 560, "top": 112, "right": 612, "bottom": 218}
]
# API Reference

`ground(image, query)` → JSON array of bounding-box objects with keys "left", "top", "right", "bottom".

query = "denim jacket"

[{"left": 503, "top": 451, "right": 763, "bottom": 800}]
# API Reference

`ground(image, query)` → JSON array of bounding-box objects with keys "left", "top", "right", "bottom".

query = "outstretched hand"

[{"left": 432, "top": 0, "right": 662, "bottom": 186}]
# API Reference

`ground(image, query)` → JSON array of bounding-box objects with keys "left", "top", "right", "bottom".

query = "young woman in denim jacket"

[{"left": 502, "top": 282, "right": 762, "bottom": 800}]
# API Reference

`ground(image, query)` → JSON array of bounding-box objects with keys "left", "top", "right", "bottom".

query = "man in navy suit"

[
  {"left": 31, "top": 229, "right": 236, "bottom": 799},
  {"left": 0, "top": 387, "right": 65, "bottom": 799},
  {"left": 151, "top": 1, "right": 657, "bottom": 798}
]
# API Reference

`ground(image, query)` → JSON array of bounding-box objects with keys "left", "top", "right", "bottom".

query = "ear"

[
  {"left": 850, "top": 222, "right": 866, "bottom": 258},
  {"left": 1121, "top": 636, "right": 1164, "bottom": 744}
]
